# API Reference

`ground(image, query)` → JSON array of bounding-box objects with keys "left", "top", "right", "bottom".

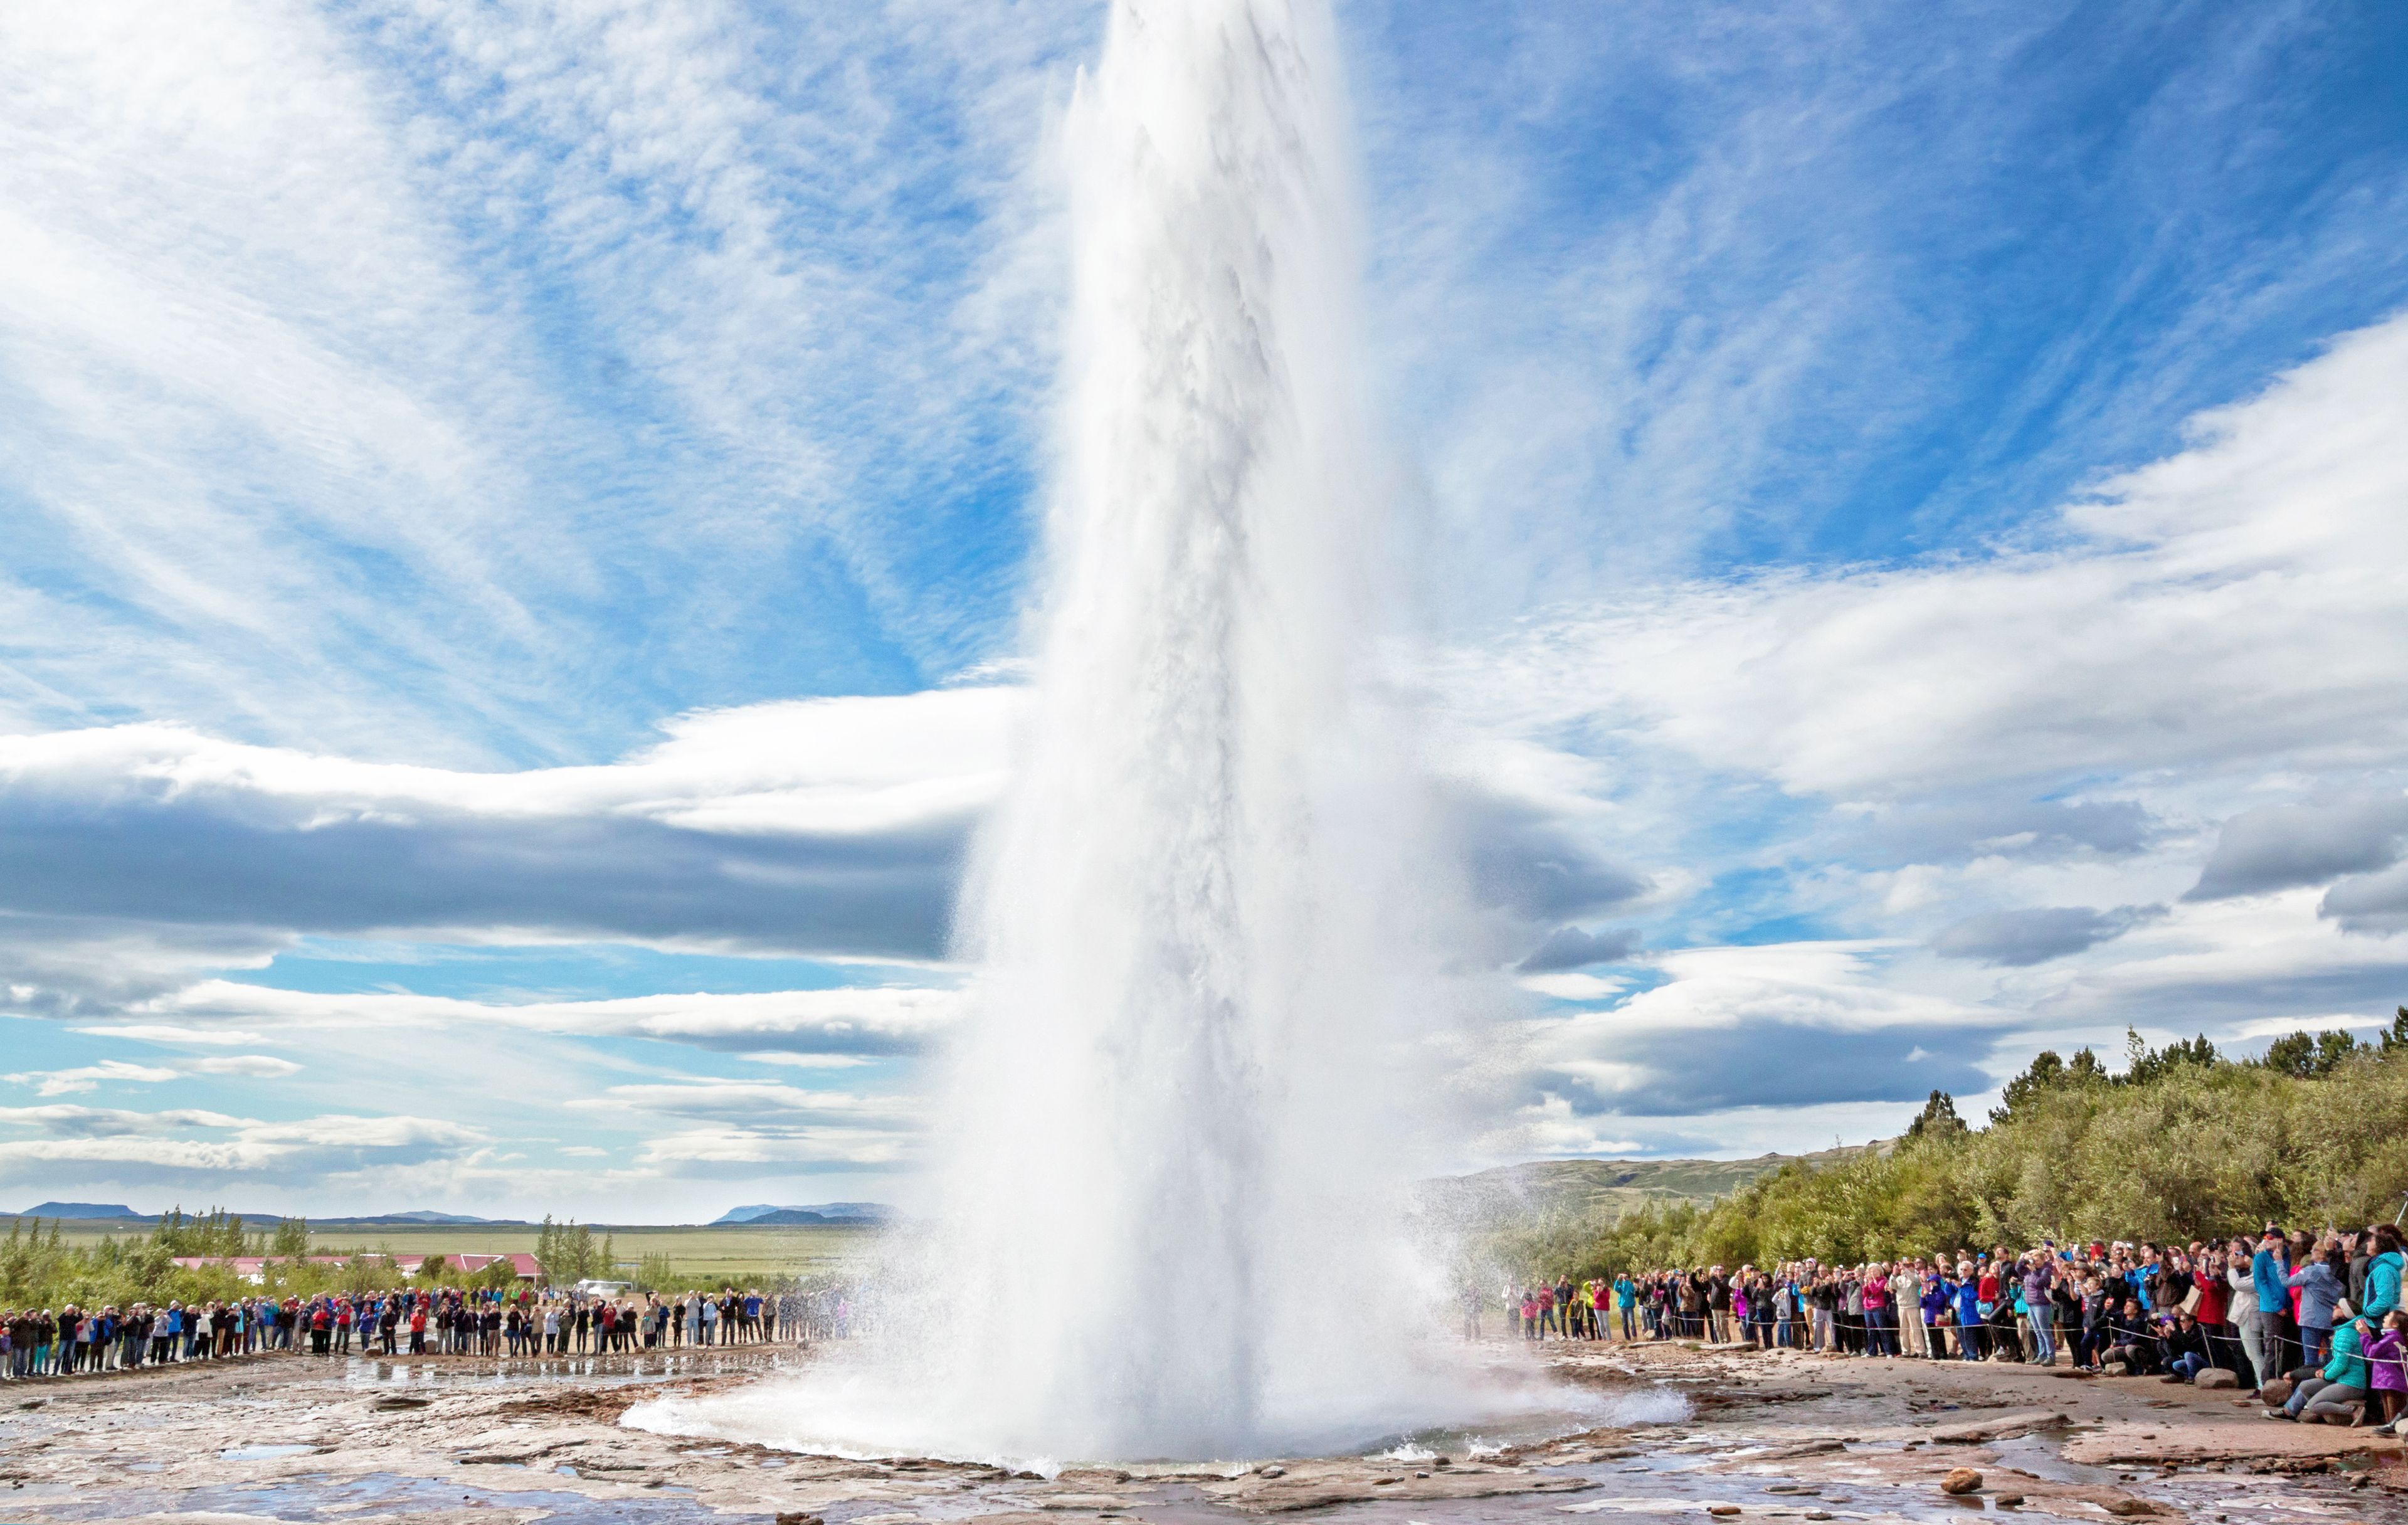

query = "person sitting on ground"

[
  {"left": 2271, "top": 1300, "right": 2367, "bottom": 1424},
  {"left": 2162, "top": 1311, "right": 2212, "bottom": 1383},
  {"left": 2098, "top": 1294, "right": 2161, "bottom": 1374}
]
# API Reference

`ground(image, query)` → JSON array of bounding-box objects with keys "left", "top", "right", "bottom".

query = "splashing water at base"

[{"left": 633, "top": 0, "right": 1547, "bottom": 1462}]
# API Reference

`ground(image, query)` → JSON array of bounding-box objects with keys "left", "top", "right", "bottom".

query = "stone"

[
  {"left": 1941, "top": 1469, "right": 1984, "bottom": 1496},
  {"left": 1709, "top": 1508, "right": 1741, "bottom": 1517},
  {"left": 2104, "top": 1500, "right": 2167, "bottom": 1517},
  {"left": 2261, "top": 1378, "right": 2294, "bottom": 1406},
  {"left": 2193, "top": 1369, "right": 2237, "bottom": 1389},
  {"left": 1805, "top": 1512, "right": 1835, "bottom": 1521},
  {"left": 1995, "top": 1496, "right": 2025, "bottom": 1507},
  {"left": 1257, "top": 1465, "right": 1286, "bottom": 1478},
  {"left": 775, "top": 1514, "right": 823, "bottom": 1525},
  {"left": 1932, "top": 1410, "right": 2067, "bottom": 1444}
]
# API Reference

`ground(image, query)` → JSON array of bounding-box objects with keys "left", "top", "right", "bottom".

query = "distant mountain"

[
  {"left": 18, "top": 1201, "right": 142, "bottom": 1220},
  {"left": 1423, "top": 1145, "right": 1886, "bottom": 1228},
  {"left": 4, "top": 1205, "right": 509, "bottom": 1227},
  {"left": 714, "top": 1201, "right": 889, "bottom": 1226}
]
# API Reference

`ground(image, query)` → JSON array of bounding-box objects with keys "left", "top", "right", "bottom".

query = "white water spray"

[
  {"left": 635, "top": 0, "right": 1507, "bottom": 1462},
  {"left": 917, "top": 0, "right": 1462, "bottom": 1459}
]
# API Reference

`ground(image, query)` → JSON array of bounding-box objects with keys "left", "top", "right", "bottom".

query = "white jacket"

[{"left": 2226, "top": 1263, "right": 2258, "bottom": 1321}]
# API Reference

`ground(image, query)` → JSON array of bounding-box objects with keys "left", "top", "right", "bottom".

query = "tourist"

[
  {"left": 2270, "top": 1302, "right": 2367, "bottom": 1423},
  {"left": 2287, "top": 1237, "right": 2348, "bottom": 1368},
  {"left": 2361, "top": 1310, "right": 2405, "bottom": 1435}
]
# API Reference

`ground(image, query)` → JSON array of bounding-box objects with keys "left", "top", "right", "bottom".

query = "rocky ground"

[{"left": 1, "top": 1337, "right": 2400, "bottom": 1525}]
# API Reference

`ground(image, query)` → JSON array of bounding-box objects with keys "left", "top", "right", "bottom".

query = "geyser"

[
  {"left": 635, "top": 0, "right": 1494, "bottom": 1462},
  {"left": 917, "top": 0, "right": 1467, "bottom": 1460}
]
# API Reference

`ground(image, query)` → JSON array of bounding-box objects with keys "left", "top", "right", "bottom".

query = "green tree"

[
  {"left": 1906, "top": 1089, "right": 1968, "bottom": 1137},
  {"left": 2123, "top": 1028, "right": 2219, "bottom": 1085},
  {"left": 633, "top": 1252, "right": 677, "bottom": 1292},
  {"left": 270, "top": 1215, "right": 310, "bottom": 1259},
  {"left": 2263, "top": 1029, "right": 2363, "bottom": 1077}
]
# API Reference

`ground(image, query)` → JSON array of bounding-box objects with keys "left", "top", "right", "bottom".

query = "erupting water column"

[
  {"left": 920, "top": 0, "right": 1461, "bottom": 1461},
  {"left": 636, "top": 0, "right": 1474, "bottom": 1464}
]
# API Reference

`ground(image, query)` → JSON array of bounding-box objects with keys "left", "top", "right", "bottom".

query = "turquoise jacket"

[
  {"left": 2363, "top": 1250, "right": 2404, "bottom": 1322},
  {"left": 2322, "top": 1321, "right": 2368, "bottom": 1388}
]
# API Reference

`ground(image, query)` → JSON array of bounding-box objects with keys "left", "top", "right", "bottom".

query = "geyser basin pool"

[{"left": 625, "top": 1350, "right": 1687, "bottom": 1470}]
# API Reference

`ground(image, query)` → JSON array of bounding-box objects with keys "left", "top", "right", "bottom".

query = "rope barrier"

[{"left": 1506, "top": 1301, "right": 2406, "bottom": 1383}]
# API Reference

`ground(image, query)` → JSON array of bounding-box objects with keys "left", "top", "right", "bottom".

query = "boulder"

[
  {"left": 2261, "top": 1378, "right": 2295, "bottom": 1406},
  {"left": 1931, "top": 1410, "right": 2067, "bottom": 1443},
  {"left": 2194, "top": 1368, "right": 2238, "bottom": 1389},
  {"left": 1941, "top": 1469, "right": 1983, "bottom": 1496}
]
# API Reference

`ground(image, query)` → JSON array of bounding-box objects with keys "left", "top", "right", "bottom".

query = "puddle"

[
  {"left": 219, "top": 1445, "right": 320, "bottom": 1460},
  {"left": 14, "top": 1471, "right": 745, "bottom": 1525},
  {"left": 1981, "top": 1434, "right": 2120, "bottom": 1486}
]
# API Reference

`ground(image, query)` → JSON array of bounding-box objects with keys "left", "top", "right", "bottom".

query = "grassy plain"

[{"left": 1, "top": 1218, "right": 876, "bottom": 1284}]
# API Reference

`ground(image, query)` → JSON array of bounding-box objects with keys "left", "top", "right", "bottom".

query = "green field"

[{"left": 1, "top": 1217, "right": 877, "bottom": 1284}]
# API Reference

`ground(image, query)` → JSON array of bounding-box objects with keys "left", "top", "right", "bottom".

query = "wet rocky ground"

[{"left": 2, "top": 1337, "right": 2400, "bottom": 1525}]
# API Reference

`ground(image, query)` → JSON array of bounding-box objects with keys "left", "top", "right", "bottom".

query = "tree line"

[{"left": 1489, "top": 1010, "right": 2408, "bottom": 1279}]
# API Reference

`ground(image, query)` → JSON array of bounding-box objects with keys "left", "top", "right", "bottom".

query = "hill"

[
  {"left": 714, "top": 1202, "right": 889, "bottom": 1225},
  {"left": 18, "top": 1201, "right": 143, "bottom": 1220},
  {"left": 1425, "top": 1145, "right": 1884, "bottom": 1228},
  {"left": 3, "top": 1206, "right": 512, "bottom": 1227}
]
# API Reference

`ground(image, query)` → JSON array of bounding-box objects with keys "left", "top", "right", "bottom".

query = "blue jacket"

[
  {"left": 2252, "top": 1247, "right": 2289, "bottom": 1314},
  {"left": 2288, "top": 1260, "right": 2347, "bottom": 1328}
]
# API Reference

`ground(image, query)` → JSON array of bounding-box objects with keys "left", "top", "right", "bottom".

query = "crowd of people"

[
  {"left": 1, "top": 1282, "right": 857, "bottom": 1380},
  {"left": 1498, "top": 1222, "right": 2405, "bottom": 1433}
]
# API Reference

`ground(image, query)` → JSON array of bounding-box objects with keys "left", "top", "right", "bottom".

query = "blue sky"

[{"left": 1, "top": 0, "right": 2404, "bottom": 1219}]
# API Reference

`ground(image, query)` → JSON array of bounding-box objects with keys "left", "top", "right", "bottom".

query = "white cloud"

[
  {"left": 71, "top": 1025, "right": 267, "bottom": 1046},
  {"left": 185, "top": 1055, "right": 303, "bottom": 1079},
  {"left": 0, "top": 1104, "right": 485, "bottom": 1185},
  {"left": 5, "top": 1061, "right": 178, "bottom": 1097},
  {"left": 635, "top": 1126, "right": 914, "bottom": 1171},
  {"left": 144, "top": 981, "right": 964, "bottom": 1058},
  {"left": 3, "top": 1053, "right": 299, "bottom": 1095},
  {"left": 1459, "top": 313, "right": 2408, "bottom": 799},
  {"left": 1517, "top": 972, "right": 1627, "bottom": 1001},
  {"left": 571, "top": 1081, "right": 918, "bottom": 1126}
]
